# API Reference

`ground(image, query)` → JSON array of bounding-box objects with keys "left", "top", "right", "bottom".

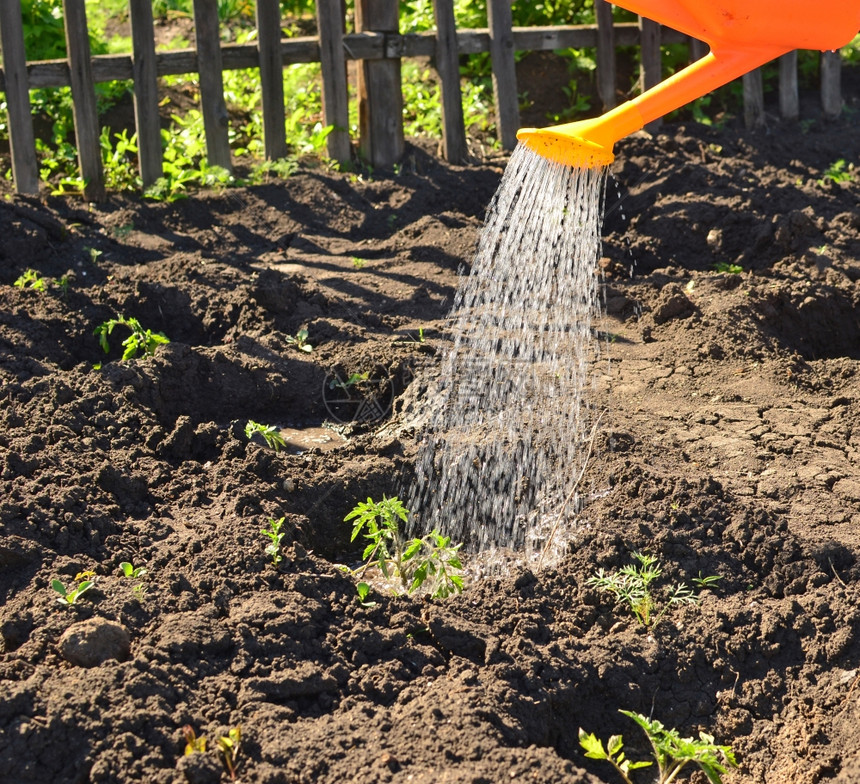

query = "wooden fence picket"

[
  {"left": 0, "top": 0, "right": 38, "bottom": 194},
  {"left": 356, "top": 0, "right": 404, "bottom": 167},
  {"left": 315, "top": 0, "right": 351, "bottom": 165},
  {"left": 639, "top": 16, "right": 662, "bottom": 132},
  {"left": 487, "top": 0, "right": 519, "bottom": 150},
  {"left": 0, "top": 1, "right": 849, "bottom": 195},
  {"left": 256, "top": 0, "right": 288, "bottom": 160},
  {"left": 595, "top": 0, "right": 616, "bottom": 111},
  {"left": 63, "top": 0, "right": 105, "bottom": 201},
  {"left": 779, "top": 52, "right": 800, "bottom": 122},
  {"left": 192, "top": 0, "right": 232, "bottom": 172},
  {"left": 821, "top": 50, "right": 842, "bottom": 120},
  {"left": 433, "top": 0, "right": 467, "bottom": 163},
  {"left": 129, "top": 0, "right": 162, "bottom": 187}
]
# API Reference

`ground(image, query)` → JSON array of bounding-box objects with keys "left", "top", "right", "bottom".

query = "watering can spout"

[{"left": 517, "top": 0, "right": 860, "bottom": 168}]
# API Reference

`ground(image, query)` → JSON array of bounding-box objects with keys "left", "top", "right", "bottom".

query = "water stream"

[{"left": 407, "top": 144, "right": 609, "bottom": 568}]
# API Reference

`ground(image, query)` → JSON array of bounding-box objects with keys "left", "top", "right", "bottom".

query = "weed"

[
  {"left": 14, "top": 269, "right": 46, "bottom": 291},
  {"left": 329, "top": 371, "right": 369, "bottom": 392},
  {"left": 244, "top": 420, "right": 287, "bottom": 452},
  {"left": 712, "top": 261, "right": 743, "bottom": 274},
  {"left": 351, "top": 256, "right": 366, "bottom": 269},
  {"left": 261, "top": 517, "right": 286, "bottom": 565},
  {"left": 393, "top": 327, "right": 429, "bottom": 349},
  {"left": 52, "top": 571, "right": 96, "bottom": 606},
  {"left": 285, "top": 328, "right": 313, "bottom": 353},
  {"left": 579, "top": 710, "right": 737, "bottom": 784},
  {"left": 119, "top": 561, "right": 147, "bottom": 580},
  {"left": 818, "top": 159, "right": 854, "bottom": 185},
  {"left": 119, "top": 561, "right": 148, "bottom": 597},
  {"left": 217, "top": 726, "right": 241, "bottom": 781},
  {"left": 586, "top": 552, "right": 720, "bottom": 628},
  {"left": 95, "top": 315, "right": 170, "bottom": 360},
  {"left": 355, "top": 581, "right": 376, "bottom": 607},
  {"left": 343, "top": 496, "right": 464, "bottom": 599},
  {"left": 183, "top": 725, "right": 207, "bottom": 754}
]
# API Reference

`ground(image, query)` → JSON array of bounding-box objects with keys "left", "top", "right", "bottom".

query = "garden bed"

[{"left": 1, "top": 115, "right": 859, "bottom": 784}]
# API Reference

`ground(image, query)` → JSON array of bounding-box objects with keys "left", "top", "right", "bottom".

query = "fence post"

[
  {"left": 595, "top": 0, "right": 616, "bottom": 111},
  {"left": 433, "top": 0, "right": 467, "bottom": 163},
  {"left": 129, "top": 0, "right": 162, "bottom": 187},
  {"left": 356, "top": 0, "right": 404, "bottom": 167},
  {"left": 779, "top": 51, "right": 799, "bottom": 121},
  {"left": 487, "top": 0, "right": 519, "bottom": 150},
  {"left": 821, "top": 50, "right": 842, "bottom": 120},
  {"left": 743, "top": 68, "right": 765, "bottom": 128},
  {"left": 192, "top": 0, "right": 232, "bottom": 171},
  {"left": 639, "top": 16, "right": 661, "bottom": 132},
  {"left": 316, "top": 0, "right": 351, "bottom": 164},
  {"left": 0, "top": 0, "right": 39, "bottom": 194},
  {"left": 63, "top": 0, "right": 105, "bottom": 201},
  {"left": 256, "top": 0, "right": 287, "bottom": 160},
  {"left": 688, "top": 37, "right": 708, "bottom": 62}
]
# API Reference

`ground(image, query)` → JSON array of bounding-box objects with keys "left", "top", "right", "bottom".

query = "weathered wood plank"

[
  {"left": 356, "top": 0, "right": 404, "bottom": 168},
  {"left": 487, "top": 0, "right": 520, "bottom": 150},
  {"left": 0, "top": 0, "right": 39, "bottom": 194},
  {"left": 689, "top": 37, "right": 708, "bottom": 62},
  {"left": 256, "top": 0, "right": 287, "bottom": 160},
  {"left": 63, "top": 0, "right": 105, "bottom": 201},
  {"left": 779, "top": 50, "right": 799, "bottom": 121},
  {"left": 743, "top": 67, "right": 765, "bottom": 129},
  {"left": 487, "top": 0, "right": 519, "bottom": 150},
  {"left": 821, "top": 50, "right": 842, "bottom": 120},
  {"left": 192, "top": 0, "right": 232, "bottom": 171},
  {"left": 639, "top": 16, "right": 662, "bottom": 132},
  {"left": 316, "top": 0, "right": 351, "bottom": 163},
  {"left": 433, "top": 0, "right": 466, "bottom": 163},
  {"left": 129, "top": 0, "right": 162, "bottom": 186},
  {"left": 1, "top": 25, "right": 682, "bottom": 90},
  {"left": 595, "top": 0, "right": 616, "bottom": 111}
]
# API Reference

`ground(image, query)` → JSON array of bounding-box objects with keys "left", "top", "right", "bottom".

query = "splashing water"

[{"left": 407, "top": 144, "right": 608, "bottom": 569}]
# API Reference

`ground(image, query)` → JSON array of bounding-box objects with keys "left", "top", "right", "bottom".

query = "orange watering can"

[{"left": 517, "top": 0, "right": 860, "bottom": 167}]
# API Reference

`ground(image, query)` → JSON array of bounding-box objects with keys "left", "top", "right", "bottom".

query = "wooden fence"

[{"left": 0, "top": 0, "right": 847, "bottom": 200}]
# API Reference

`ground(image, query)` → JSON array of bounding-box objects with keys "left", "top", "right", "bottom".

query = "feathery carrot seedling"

[{"left": 580, "top": 710, "right": 737, "bottom": 784}]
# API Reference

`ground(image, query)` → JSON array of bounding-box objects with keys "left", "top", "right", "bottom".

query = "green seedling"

[
  {"left": 818, "top": 158, "right": 854, "bottom": 185},
  {"left": 261, "top": 517, "right": 286, "bottom": 566},
  {"left": 51, "top": 571, "right": 96, "bottom": 606},
  {"left": 579, "top": 710, "right": 737, "bottom": 784},
  {"left": 183, "top": 725, "right": 207, "bottom": 755},
  {"left": 355, "top": 581, "right": 376, "bottom": 607},
  {"left": 328, "top": 371, "right": 369, "bottom": 392},
  {"left": 119, "top": 561, "right": 147, "bottom": 579},
  {"left": 217, "top": 726, "right": 241, "bottom": 781},
  {"left": 343, "top": 496, "right": 464, "bottom": 599},
  {"left": 393, "top": 327, "right": 430, "bottom": 349},
  {"left": 586, "top": 552, "right": 720, "bottom": 628},
  {"left": 119, "top": 561, "right": 148, "bottom": 597},
  {"left": 14, "top": 269, "right": 47, "bottom": 291},
  {"left": 712, "top": 261, "right": 743, "bottom": 274},
  {"left": 244, "top": 420, "right": 287, "bottom": 452},
  {"left": 285, "top": 328, "right": 313, "bottom": 353},
  {"left": 351, "top": 256, "right": 366, "bottom": 269},
  {"left": 95, "top": 315, "right": 170, "bottom": 360}
]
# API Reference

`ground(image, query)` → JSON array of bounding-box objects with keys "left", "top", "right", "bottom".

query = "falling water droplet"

[{"left": 406, "top": 144, "right": 609, "bottom": 571}]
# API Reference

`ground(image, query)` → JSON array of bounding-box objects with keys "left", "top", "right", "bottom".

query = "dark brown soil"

[{"left": 2, "top": 106, "right": 860, "bottom": 784}]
